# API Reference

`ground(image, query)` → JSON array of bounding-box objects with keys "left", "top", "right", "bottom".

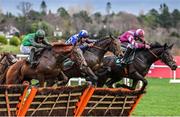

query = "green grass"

[
  {"left": 132, "top": 78, "right": 180, "bottom": 116},
  {"left": 0, "top": 45, "right": 20, "bottom": 54}
]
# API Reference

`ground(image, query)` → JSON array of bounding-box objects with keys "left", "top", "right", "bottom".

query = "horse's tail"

[{"left": 5, "top": 60, "right": 25, "bottom": 84}]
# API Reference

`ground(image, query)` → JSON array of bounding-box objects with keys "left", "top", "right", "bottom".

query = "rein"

[{"left": 148, "top": 49, "right": 159, "bottom": 59}]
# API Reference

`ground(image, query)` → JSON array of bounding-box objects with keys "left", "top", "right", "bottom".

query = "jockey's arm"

[
  {"left": 42, "top": 38, "right": 51, "bottom": 46},
  {"left": 79, "top": 44, "right": 88, "bottom": 51},
  {"left": 128, "top": 36, "right": 146, "bottom": 49},
  {"left": 29, "top": 38, "right": 46, "bottom": 48},
  {"left": 85, "top": 39, "right": 96, "bottom": 44}
]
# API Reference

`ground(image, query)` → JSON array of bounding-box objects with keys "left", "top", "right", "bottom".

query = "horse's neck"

[
  {"left": 134, "top": 49, "right": 160, "bottom": 76},
  {"left": 88, "top": 40, "right": 110, "bottom": 59}
]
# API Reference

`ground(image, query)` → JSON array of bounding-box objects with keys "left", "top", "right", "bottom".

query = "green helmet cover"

[{"left": 35, "top": 29, "right": 45, "bottom": 38}]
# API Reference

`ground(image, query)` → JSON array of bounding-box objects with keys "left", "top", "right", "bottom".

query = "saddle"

[
  {"left": 34, "top": 49, "right": 44, "bottom": 61},
  {"left": 120, "top": 44, "right": 135, "bottom": 65},
  {"left": 63, "top": 58, "right": 75, "bottom": 71}
]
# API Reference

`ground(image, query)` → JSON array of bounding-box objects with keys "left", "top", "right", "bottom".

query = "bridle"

[{"left": 148, "top": 47, "right": 168, "bottom": 60}]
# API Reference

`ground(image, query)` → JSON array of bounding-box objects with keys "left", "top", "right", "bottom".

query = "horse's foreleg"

[
  {"left": 97, "top": 76, "right": 107, "bottom": 87},
  {"left": 128, "top": 79, "right": 139, "bottom": 90},
  {"left": 56, "top": 70, "right": 69, "bottom": 86},
  {"left": 105, "top": 79, "right": 116, "bottom": 88},
  {"left": 116, "top": 83, "right": 133, "bottom": 89},
  {"left": 59, "top": 70, "right": 68, "bottom": 82},
  {"left": 37, "top": 74, "right": 45, "bottom": 87},
  {"left": 130, "top": 72, "right": 148, "bottom": 91}
]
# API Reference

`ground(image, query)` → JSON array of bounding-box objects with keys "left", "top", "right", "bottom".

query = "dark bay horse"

[
  {"left": 0, "top": 52, "right": 17, "bottom": 84},
  {"left": 97, "top": 42, "right": 177, "bottom": 91},
  {"left": 61, "top": 36, "right": 123, "bottom": 82},
  {"left": 5, "top": 43, "right": 77, "bottom": 86}
]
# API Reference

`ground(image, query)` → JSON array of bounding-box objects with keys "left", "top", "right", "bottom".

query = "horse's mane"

[
  {"left": 51, "top": 42, "right": 73, "bottom": 53},
  {"left": 94, "top": 36, "right": 112, "bottom": 45},
  {"left": 150, "top": 42, "right": 163, "bottom": 48},
  {"left": 52, "top": 42, "right": 72, "bottom": 47}
]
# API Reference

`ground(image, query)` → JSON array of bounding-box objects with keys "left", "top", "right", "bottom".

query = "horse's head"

[
  {"left": 150, "top": 43, "right": 177, "bottom": 70},
  {"left": 0, "top": 52, "right": 17, "bottom": 73},
  {"left": 160, "top": 43, "right": 177, "bottom": 70},
  {"left": 92, "top": 35, "right": 122, "bottom": 57}
]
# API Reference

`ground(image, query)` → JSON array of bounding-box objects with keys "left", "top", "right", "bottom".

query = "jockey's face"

[
  {"left": 134, "top": 36, "right": 139, "bottom": 40},
  {"left": 81, "top": 37, "right": 88, "bottom": 43},
  {"left": 37, "top": 37, "right": 44, "bottom": 43}
]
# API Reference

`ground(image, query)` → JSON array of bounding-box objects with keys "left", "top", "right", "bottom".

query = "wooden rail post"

[
  {"left": 17, "top": 87, "right": 37, "bottom": 116},
  {"left": 74, "top": 86, "right": 95, "bottom": 116},
  {"left": 5, "top": 90, "right": 11, "bottom": 117}
]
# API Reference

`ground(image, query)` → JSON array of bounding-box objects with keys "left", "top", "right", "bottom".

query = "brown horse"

[
  {"left": 5, "top": 43, "right": 77, "bottom": 86},
  {"left": 0, "top": 52, "right": 17, "bottom": 84},
  {"left": 61, "top": 36, "right": 123, "bottom": 83}
]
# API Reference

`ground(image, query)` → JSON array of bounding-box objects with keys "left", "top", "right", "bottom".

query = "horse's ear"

[
  {"left": 109, "top": 35, "right": 116, "bottom": 40},
  {"left": 164, "top": 43, "right": 168, "bottom": 49}
]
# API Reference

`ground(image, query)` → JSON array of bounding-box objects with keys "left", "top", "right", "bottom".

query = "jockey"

[
  {"left": 65, "top": 30, "right": 96, "bottom": 52},
  {"left": 118, "top": 28, "right": 150, "bottom": 64},
  {"left": 65, "top": 30, "right": 98, "bottom": 85},
  {"left": 20, "top": 29, "right": 52, "bottom": 67}
]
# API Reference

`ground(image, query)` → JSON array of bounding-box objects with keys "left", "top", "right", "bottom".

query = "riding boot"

[
  {"left": 29, "top": 48, "right": 37, "bottom": 68},
  {"left": 121, "top": 48, "right": 132, "bottom": 64}
]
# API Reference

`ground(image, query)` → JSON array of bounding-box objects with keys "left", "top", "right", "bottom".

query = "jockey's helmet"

[
  {"left": 35, "top": 29, "right": 45, "bottom": 38},
  {"left": 135, "top": 29, "right": 145, "bottom": 41},
  {"left": 78, "top": 30, "right": 89, "bottom": 39}
]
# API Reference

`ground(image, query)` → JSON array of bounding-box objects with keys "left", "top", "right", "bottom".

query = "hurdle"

[{"left": 0, "top": 84, "right": 144, "bottom": 116}]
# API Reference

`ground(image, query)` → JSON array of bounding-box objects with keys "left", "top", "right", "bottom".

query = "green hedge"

[
  {"left": 9, "top": 36, "right": 21, "bottom": 46},
  {"left": 0, "top": 35, "right": 8, "bottom": 45}
]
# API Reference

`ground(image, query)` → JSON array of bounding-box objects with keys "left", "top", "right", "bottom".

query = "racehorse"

[
  {"left": 61, "top": 36, "right": 123, "bottom": 83},
  {"left": 0, "top": 52, "right": 17, "bottom": 84},
  {"left": 5, "top": 43, "right": 79, "bottom": 87},
  {"left": 97, "top": 42, "right": 177, "bottom": 91}
]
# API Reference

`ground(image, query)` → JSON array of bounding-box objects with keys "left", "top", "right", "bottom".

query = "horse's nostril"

[{"left": 172, "top": 64, "right": 177, "bottom": 70}]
